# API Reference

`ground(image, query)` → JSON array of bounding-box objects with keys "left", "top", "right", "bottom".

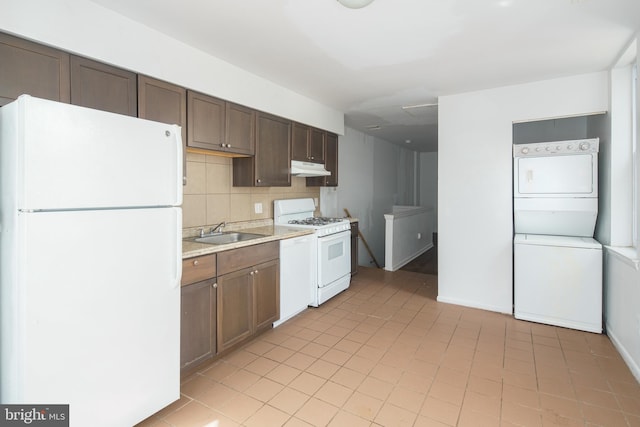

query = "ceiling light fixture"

[{"left": 337, "top": 0, "right": 375, "bottom": 9}]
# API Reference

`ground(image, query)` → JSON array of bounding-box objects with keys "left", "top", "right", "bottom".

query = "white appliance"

[
  {"left": 513, "top": 138, "right": 602, "bottom": 333},
  {"left": 274, "top": 198, "right": 351, "bottom": 307},
  {"left": 514, "top": 138, "right": 599, "bottom": 237},
  {"left": 514, "top": 234, "right": 602, "bottom": 333},
  {"left": 274, "top": 233, "right": 316, "bottom": 327},
  {"left": 0, "top": 96, "right": 182, "bottom": 426}
]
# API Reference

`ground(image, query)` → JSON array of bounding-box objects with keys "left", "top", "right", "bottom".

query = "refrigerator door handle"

[
  {"left": 170, "top": 125, "right": 184, "bottom": 205},
  {"left": 173, "top": 207, "right": 183, "bottom": 288}
]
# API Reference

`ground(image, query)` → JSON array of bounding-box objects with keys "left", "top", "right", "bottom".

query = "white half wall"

[
  {"left": 0, "top": 0, "right": 343, "bottom": 134},
  {"left": 438, "top": 71, "right": 609, "bottom": 314}
]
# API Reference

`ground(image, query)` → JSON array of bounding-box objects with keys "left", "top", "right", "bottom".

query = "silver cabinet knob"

[
  {"left": 193, "top": 260, "right": 199, "bottom": 266},
  {"left": 212, "top": 283, "right": 218, "bottom": 288}
]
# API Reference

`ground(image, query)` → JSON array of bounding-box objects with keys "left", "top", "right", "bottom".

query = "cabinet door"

[
  {"left": 309, "top": 128, "right": 326, "bottom": 163},
  {"left": 181, "top": 279, "right": 217, "bottom": 371},
  {"left": 70, "top": 55, "right": 137, "bottom": 116},
  {"left": 307, "top": 132, "right": 338, "bottom": 187},
  {"left": 291, "top": 122, "right": 310, "bottom": 162},
  {"left": 217, "top": 268, "right": 253, "bottom": 352},
  {"left": 226, "top": 102, "right": 255, "bottom": 155},
  {"left": 350, "top": 222, "right": 359, "bottom": 276},
  {"left": 254, "top": 112, "right": 291, "bottom": 187},
  {"left": 253, "top": 259, "right": 280, "bottom": 331},
  {"left": 187, "top": 90, "right": 225, "bottom": 151},
  {"left": 138, "top": 75, "right": 187, "bottom": 184},
  {"left": 0, "top": 32, "right": 70, "bottom": 106},
  {"left": 324, "top": 133, "right": 338, "bottom": 186}
]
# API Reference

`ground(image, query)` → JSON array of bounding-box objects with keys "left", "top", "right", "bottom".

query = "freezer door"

[
  {"left": 7, "top": 95, "right": 182, "bottom": 210},
  {"left": 3, "top": 207, "right": 181, "bottom": 426}
]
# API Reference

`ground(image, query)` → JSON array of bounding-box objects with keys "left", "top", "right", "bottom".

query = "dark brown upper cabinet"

[
  {"left": 70, "top": 55, "right": 137, "bottom": 116},
  {"left": 0, "top": 32, "right": 70, "bottom": 107},
  {"left": 307, "top": 132, "right": 338, "bottom": 187},
  {"left": 187, "top": 90, "right": 225, "bottom": 151},
  {"left": 292, "top": 122, "right": 310, "bottom": 162},
  {"left": 138, "top": 75, "right": 187, "bottom": 184},
  {"left": 309, "top": 128, "right": 326, "bottom": 163},
  {"left": 292, "top": 123, "right": 325, "bottom": 164},
  {"left": 233, "top": 112, "right": 291, "bottom": 187},
  {"left": 225, "top": 102, "right": 255, "bottom": 156},
  {"left": 187, "top": 91, "right": 255, "bottom": 156}
]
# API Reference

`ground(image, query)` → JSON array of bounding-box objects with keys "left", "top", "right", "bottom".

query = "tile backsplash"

[{"left": 182, "top": 152, "right": 320, "bottom": 228}]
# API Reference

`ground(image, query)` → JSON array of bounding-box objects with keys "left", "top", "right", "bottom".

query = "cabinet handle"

[
  {"left": 250, "top": 271, "right": 254, "bottom": 276},
  {"left": 212, "top": 283, "right": 218, "bottom": 288},
  {"left": 227, "top": 144, "right": 231, "bottom": 148},
  {"left": 193, "top": 260, "right": 199, "bottom": 266},
  {"left": 254, "top": 269, "right": 259, "bottom": 274},
  {"left": 257, "top": 179, "right": 262, "bottom": 183},
  {"left": 220, "top": 143, "right": 225, "bottom": 147}
]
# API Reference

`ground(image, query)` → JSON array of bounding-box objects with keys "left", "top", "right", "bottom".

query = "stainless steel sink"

[{"left": 193, "top": 232, "right": 265, "bottom": 245}]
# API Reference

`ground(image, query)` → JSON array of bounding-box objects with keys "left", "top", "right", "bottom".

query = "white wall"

[
  {"left": 438, "top": 72, "right": 609, "bottom": 314},
  {"left": 323, "top": 127, "right": 415, "bottom": 269},
  {"left": 603, "top": 37, "right": 640, "bottom": 382},
  {"left": 419, "top": 152, "right": 438, "bottom": 230},
  {"left": 0, "top": 0, "right": 343, "bottom": 134}
]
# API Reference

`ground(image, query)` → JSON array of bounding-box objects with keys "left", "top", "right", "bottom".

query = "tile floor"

[{"left": 139, "top": 267, "right": 640, "bottom": 427}]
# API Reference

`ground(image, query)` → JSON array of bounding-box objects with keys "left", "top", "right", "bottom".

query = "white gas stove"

[{"left": 274, "top": 198, "right": 351, "bottom": 307}]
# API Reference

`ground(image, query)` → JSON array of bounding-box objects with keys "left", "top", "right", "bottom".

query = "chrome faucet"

[
  {"left": 210, "top": 221, "right": 226, "bottom": 234},
  {"left": 199, "top": 222, "right": 226, "bottom": 238}
]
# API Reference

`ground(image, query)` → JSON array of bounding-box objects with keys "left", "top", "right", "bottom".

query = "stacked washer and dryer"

[{"left": 513, "top": 138, "right": 602, "bottom": 333}]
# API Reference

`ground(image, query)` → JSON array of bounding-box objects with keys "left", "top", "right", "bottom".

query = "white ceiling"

[{"left": 90, "top": 0, "right": 640, "bottom": 152}]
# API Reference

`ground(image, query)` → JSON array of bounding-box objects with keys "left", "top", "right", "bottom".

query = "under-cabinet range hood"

[{"left": 290, "top": 160, "right": 331, "bottom": 177}]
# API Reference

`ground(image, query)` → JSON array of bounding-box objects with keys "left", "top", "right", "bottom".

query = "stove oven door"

[{"left": 317, "top": 230, "right": 351, "bottom": 289}]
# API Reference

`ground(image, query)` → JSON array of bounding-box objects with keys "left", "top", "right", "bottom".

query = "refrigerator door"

[
  {"left": 5, "top": 95, "right": 182, "bottom": 210},
  {"left": 2, "top": 207, "right": 181, "bottom": 426}
]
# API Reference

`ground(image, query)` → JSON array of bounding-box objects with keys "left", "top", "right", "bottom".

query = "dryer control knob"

[
  {"left": 579, "top": 142, "right": 590, "bottom": 151},
  {"left": 521, "top": 147, "right": 529, "bottom": 154}
]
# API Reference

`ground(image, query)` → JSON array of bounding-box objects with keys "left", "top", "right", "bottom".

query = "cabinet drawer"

[
  {"left": 218, "top": 241, "right": 279, "bottom": 276},
  {"left": 182, "top": 254, "right": 216, "bottom": 286}
]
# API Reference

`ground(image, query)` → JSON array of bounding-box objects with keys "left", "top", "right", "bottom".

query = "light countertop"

[{"left": 182, "top": 225, "right": 313, "bottom": 259}]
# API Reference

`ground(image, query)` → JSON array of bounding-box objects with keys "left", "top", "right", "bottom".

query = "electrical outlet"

[{"left": 254, "top": 202, "right": 263, "bottom": 214}]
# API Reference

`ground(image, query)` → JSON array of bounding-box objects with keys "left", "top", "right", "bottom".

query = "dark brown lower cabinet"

[
  {"left": 253, "top": 259, "right": 280, "bottom": 330},
  {"left": 217, "top": 242, "right": 280, "bottom": 353},
  {"left": 181, "top": 278, "right": 217, "bottom": 371},
  {"left": 350, "top": 221, "right": 359, "bottom": 276},
  {"left": 216, "top": 267, "right": 254, "bottom": 352}
]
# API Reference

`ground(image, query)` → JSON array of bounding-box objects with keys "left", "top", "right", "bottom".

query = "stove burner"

[{"left": 288, "top": 217, "right": 346, "bottom": 226}]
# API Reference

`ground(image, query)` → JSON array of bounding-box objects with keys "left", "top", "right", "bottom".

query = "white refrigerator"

[{"left": 0, "top": 96, "right": 183, "bottom": 426}]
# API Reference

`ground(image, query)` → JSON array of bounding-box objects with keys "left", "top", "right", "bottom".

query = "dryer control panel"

[{"left": 513, "top": 138, "right": 599, "bottom": 157}]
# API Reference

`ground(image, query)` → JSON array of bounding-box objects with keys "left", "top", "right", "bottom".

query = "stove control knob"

[
  {"left": 521, "top": 147, "right": 529, "bottom": 155},
  {"left": 579, "top": 142, "right": 590, "bottom": 151},
  {"left": 556, "top": 145, "right": 562, "bottom": 151},
  {"left": 545, "top": 146, "right": 552, "bottom": 151},
  {"left": 535, "top": 147, "right": 542, "bottom": 152},
  {"left": 567, "top": 144, "right": 573, "bottom": 150}
]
